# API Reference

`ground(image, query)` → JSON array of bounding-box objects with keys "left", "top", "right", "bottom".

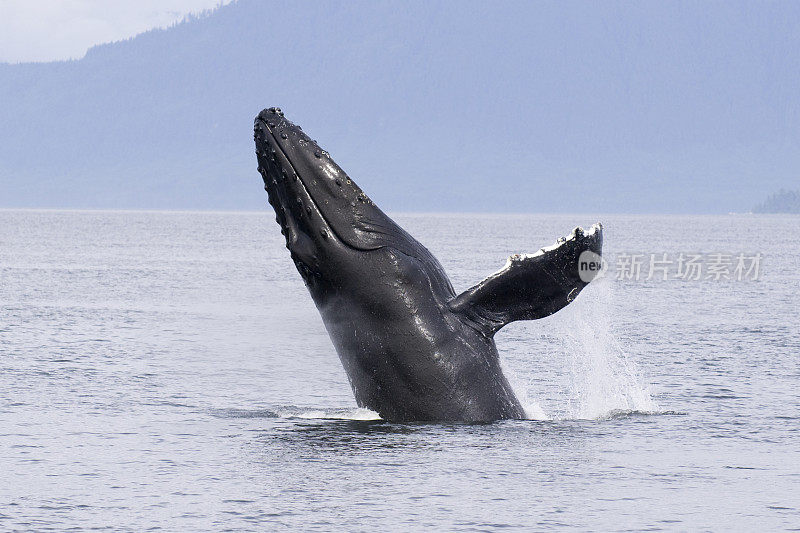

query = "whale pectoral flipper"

[{"left": 448, "top": 224, "right": 603, "bottom": 336}]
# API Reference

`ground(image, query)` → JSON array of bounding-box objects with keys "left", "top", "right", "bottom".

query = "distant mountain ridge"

[{"left": 1, "top": 0, "right": 799, "bottom": 212}]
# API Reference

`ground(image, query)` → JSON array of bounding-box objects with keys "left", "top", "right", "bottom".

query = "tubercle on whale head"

[
  {"left": 254, "top": 107, "right": 337, "bottom": 280},
  {"left": 254, "top": 107, "right": 397, "bottom": 287},
  {"left": 253, "top": 108, "right": 422, "bottom": 270}
]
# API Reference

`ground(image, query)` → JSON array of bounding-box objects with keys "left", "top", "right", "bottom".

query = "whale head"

[{"left": 254, "top": 108, "right": 431, "bottom": 288}]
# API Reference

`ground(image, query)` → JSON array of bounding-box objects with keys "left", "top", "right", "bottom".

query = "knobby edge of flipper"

[{"left": 448, "top": 223, "right": 603, "bottom": 336}]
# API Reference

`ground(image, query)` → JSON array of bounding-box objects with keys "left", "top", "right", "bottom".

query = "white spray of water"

[
  {"left": 555, "top": 279, "right": 657, "bottom": 420},
  {"left": 505, "top": 278, "right": 657, "bottom": 421},
  {"left": 522, "top": 401, "right": 550, "bottom": 421},
  {"left": 278, "top": 407, "right": 381, "bottom": 421},
  {"left": 501, "top": 359, "right": 552, "bottom": 420}
]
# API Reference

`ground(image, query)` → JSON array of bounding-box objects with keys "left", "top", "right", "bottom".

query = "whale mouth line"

[{"left": 256, "top": 117, "right": 351, "bottom": 250}]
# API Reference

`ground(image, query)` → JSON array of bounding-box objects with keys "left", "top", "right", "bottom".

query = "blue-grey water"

[{"left": 1, "top": 210, "right": 799, "bottom": 531}]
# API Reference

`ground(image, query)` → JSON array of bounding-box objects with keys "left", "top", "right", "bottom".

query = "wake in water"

[{"left": 212, "top": 406, "right": 381, "bottom": 421}]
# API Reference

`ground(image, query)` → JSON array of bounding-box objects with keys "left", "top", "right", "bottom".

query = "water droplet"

[
  {"left": 314, "top": 151, "right": 321, "bottom": 158},
  {"left": 268, "top": 122, "right": 275, "bottom": 128},
  {"left": 296, "top": 197, "right": 302, "bottom": 204},
  {"left": 335, "top": 179, "right": 342, "bottom": 186},
  {"left": 306, "top": 206, "right": 312, "bottom": 214},
  {"left": 281, "top": 133, "right": 288, "bottom": 139},
  {"left": 320, "top": 229, "right": 328, "bottom": 239}
]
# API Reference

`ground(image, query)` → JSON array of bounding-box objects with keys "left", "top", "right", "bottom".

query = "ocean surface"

[{"left": 1, "top": 210, "right": 798, "bottom": 531}]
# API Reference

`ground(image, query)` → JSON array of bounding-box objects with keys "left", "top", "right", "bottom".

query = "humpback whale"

[{"left": 253, "top": 107, "right": 602, "bottom": 422}]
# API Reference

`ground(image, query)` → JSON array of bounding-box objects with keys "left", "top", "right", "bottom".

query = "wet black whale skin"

[{"left": 253, "top": 107, "right": 602, "bottom": 422}]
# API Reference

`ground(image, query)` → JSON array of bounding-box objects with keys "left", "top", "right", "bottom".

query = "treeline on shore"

[{"left": 753, "top": 189, "right": 800, "bottom": 214}]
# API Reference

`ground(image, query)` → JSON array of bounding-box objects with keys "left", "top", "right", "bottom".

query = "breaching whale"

[{"left": 253, "top": 107, "right": 602, "bottom": 422}]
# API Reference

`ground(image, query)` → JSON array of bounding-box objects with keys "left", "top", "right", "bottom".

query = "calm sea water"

[{"left": 1, "top": 210, "right": 798, "bottom": 531}]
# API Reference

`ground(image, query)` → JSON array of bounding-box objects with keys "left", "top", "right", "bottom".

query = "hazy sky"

[{"left": 0, "top": 0, "right": 232, "bottom": 63}]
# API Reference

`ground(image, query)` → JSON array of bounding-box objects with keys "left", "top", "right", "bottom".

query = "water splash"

[
  {"left": 522, "top": 401, "right": 550, "bottom": 421},
  {"left": 555, "top": 279, "right": 658, "bottom": 420},
  {"left": 500, "top": 360, "right": 552, "bottom": 420},
  {"left": 288, "top": 407, "right": 381, "bottom": 421}
]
